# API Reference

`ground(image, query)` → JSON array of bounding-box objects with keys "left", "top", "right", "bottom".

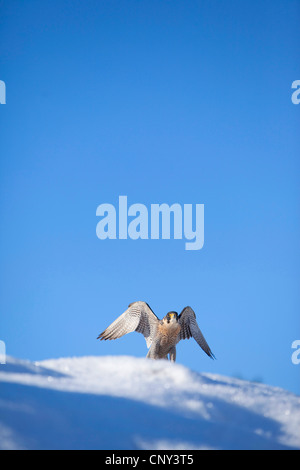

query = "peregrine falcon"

[{"left": 97, "top": 301, "right": 215, "bottom": 362}]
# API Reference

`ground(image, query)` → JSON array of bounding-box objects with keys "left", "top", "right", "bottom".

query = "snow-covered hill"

[{"left": 0, "top": 355, "right": 299, "bottom": 450}]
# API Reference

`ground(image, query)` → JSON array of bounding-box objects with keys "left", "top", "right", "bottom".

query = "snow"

[{"left": 0, "top": 355, "right": 299, "bottom": 450}]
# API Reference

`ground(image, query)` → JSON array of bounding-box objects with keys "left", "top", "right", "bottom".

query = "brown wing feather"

[
  {"left": 178, "top": 306, "right": 215, "bottom": 359},
  {"left": 97, "top": 301, "right": 159, "bottom": 348}
]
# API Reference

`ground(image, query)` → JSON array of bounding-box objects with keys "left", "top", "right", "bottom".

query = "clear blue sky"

[{"left": 0, "top": 0, "right": 299, "bottom": 394}]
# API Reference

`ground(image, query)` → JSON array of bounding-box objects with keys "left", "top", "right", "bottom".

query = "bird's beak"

[{"left": 169, "top": 313, "right": 175, "bottom": 319}]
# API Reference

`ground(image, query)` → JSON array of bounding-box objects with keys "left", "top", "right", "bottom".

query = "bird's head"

[{"left": 163, "top": 311, "right": 179, "bottom": 324}]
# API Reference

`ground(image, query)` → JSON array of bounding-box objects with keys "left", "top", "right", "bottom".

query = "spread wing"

[
  {"left": 177, "top": 306, "right": 215, "bottom": 359},
  {"left": 97, "top": 301, "right": 159, "bottom": 348}
]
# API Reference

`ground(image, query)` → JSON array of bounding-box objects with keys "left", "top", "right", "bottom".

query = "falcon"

[{"left": 97, "top": 301, "right": 215, "bottom": 362}]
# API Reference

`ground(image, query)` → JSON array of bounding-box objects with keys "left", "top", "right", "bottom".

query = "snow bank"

[{"left": 0, "top": 355, "right": 299, "bottom": 450}]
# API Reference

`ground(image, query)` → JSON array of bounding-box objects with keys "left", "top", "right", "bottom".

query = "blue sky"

[{"left": 0, "top": 0, "right": 299, "bottom": 394}]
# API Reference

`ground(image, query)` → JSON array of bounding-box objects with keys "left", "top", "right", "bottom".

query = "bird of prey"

[{"left": 97, "top": 301, "right": 215, "bottom": 362}]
